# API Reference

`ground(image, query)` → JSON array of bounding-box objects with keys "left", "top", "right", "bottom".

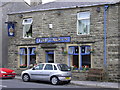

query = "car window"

[
  {"left": 44, "top": 64, "right": 53, "bottom": 70},
  {"left": 57, "top": 64, "right": 70, "bottom": 71},
  {"left": 54, "top": 65, "right": 57, "bottom": 70},
  {"left": 34, "top": 64, "right": 44, "bottom": 70}
]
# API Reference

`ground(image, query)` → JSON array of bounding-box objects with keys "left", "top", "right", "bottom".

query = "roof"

[
  {"left": 0, "top": 1, "right": 30, "bottom": 12},
  {"left": 9, "top": 0, "right": 120, "bottom": 14}
]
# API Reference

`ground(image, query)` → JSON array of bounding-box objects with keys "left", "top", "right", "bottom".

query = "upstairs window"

[
  {"left": 77, "top": 12, "right": 90, "bottom": 35},
  {"left": 22, "top": 18, "right": 33, "bottom": 38}
]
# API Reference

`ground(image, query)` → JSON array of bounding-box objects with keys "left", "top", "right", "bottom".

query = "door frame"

[{"left": 45, "top": 50, "right": 54, "bottom": 63}]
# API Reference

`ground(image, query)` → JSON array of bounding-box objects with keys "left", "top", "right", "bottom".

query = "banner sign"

[
  {"left": 36, "top": 37, "right": 71, "bottom": 43},
  {"left": 8, "top": 23, "right": 15, "bottom": 37}
]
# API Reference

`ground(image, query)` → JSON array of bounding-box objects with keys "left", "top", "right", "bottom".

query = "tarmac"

[{"left": 15, "top": 76, "right": 119, "bottom": 89}]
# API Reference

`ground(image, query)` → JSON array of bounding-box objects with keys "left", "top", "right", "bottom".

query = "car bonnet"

[{"left": 0, "top": 68, "right": 14, "bottom": 73}]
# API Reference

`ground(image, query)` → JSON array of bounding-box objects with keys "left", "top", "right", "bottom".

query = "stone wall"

[
  {"left": 7, "top": 4, "right": 119, "bottom": 81},
  {"left": 106, "top": 5, "right": 119, "bottom": 82}
]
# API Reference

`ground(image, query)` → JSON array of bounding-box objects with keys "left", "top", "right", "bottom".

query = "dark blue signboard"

[
  {"left": 8, "top": 23, "right": 15, "bottom": 37},
  {"left": 36, "top": 37, "right": 71, "bottom": 43}
]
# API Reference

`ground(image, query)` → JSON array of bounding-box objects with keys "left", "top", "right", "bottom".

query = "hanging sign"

[
  {"left": 8, "top": 23, "right": 15, "bottom": 37},
  {"left": 36, "top": 36, "right": 71, "bottom": 43}
]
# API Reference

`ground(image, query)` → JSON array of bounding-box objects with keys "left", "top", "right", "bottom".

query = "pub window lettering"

[
  {"left": 22, "top": 18, "right": 33, "bottom": 38},
  {"left": 77, "top": 12, "right": 90, "bottom": 35}
]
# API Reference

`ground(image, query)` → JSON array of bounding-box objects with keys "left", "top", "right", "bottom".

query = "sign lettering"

[{"left": 36, "top": 37, "right": 71, "bottom": 43}]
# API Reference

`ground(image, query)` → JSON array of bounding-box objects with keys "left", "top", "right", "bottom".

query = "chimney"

[{"left": 30, "top": 0, "right": 42, "bottom": 6}]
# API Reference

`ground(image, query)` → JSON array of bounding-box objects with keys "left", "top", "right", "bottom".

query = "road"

[
  {"left": 0, "top": 78, "right": 94, "bottom": 89},
  {"left": 0, "top": 79, "right": 118, "bottom": 90}
]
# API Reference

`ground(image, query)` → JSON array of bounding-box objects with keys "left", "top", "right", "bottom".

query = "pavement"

[{"left": 15, "top": 76, "right": 119, "bottom": 89}]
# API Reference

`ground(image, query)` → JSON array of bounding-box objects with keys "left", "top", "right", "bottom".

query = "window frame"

[
  {"left": 77, "top": 11, "right": 90, "bottom": 35},
  {"left": 22, "top": 18, "right": 33, "bottom": 38}
]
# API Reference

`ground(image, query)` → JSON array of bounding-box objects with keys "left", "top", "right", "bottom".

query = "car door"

[
  {"left": 42, "top": 64, "right": 53, "bottom": 81},
  {"left": 29, "top": 64, "right": 44, "bottom": 80}
]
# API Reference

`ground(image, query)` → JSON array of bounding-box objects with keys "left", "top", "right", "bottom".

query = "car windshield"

[{"left": 58, "top": 64, "right": 70, "bottom": 71}]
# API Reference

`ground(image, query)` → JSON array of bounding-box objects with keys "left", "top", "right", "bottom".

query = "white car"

[{"left": 21, "top": 63, "right": 72, "bottom": 85}]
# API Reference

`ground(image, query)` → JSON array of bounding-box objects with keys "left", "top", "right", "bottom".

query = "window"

[
  {"left": 68, "top": 46, "right": 79, "bottom": 55},
  {"left": 81, "top": 46, "right": 91, "bottom": 54},
  {"left": 68, "top": 45, "right": 91, "bottom": 70},
  {"left": 19, "top": 48, "right": 27, "bottom": 68},
  {"left": 57, "top": 64, "right": 70, "bottom": 71},
  {"left": 22, "top": 18, "right": 33, "bottom": 38},
  {"left": 77, "top": 12, "right": 90, "bottom": 35},
  {"left": 19, "top": 47, "right": 36, "bottom": 68},
  {"left": 81, "top": 46, "right": 91, "bottom": 69},
  {"left": 35, "top": 64, "right": 44, "bottom": 70},
  {"left": 44, "top": 64, "right": 53, "bottom": 70}
]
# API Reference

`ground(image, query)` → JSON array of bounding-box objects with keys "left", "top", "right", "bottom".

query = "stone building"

[
  {"left": 7, "top": 0, "right": 120, "bottom": 81},
  {"left": 0, "top": 0, "right": 42, "bottom": 67}
]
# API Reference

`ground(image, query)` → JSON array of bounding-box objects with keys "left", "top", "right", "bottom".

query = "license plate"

[
  {"left": 65, "top": 77, "right": 71, "bottom": 80},
  {"left": 7, "top": 75, "right": 12, "bottom": 76}
]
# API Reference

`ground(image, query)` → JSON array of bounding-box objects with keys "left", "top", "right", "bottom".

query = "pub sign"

[
  {"left": 36, "top": 37, "right": 71, "bottom": 44},
  {"left": 5, "top": 22, "right": 16, "bottom": 37},
  {"left": 8, "top": 23, "right": 15, "bottom": 37}
]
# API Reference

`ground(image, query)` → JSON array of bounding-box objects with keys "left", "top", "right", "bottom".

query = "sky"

[{"left": 24, "top": 0, "right": 56, "bottom": 4}]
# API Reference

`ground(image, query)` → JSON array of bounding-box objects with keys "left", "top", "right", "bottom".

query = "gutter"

[{"left": 8, "top": 2, "right": 116, "bottom": 15}]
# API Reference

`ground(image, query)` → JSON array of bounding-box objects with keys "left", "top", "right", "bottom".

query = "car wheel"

[
  {"left": 51, "top": 76, "right": 59, "bottom": 85},
  {"left": 22, "top": 74, "right": 30, "bottom": 82}
]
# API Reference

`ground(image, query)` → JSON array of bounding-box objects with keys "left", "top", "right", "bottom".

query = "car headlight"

[
  {"left": 1, "top": 71, "right": 7, "bottom": 73},
  {"left": 12, "top": 71, "right": 16, "bottom": 73}
]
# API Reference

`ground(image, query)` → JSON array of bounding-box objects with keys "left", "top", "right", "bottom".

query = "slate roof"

[
  {"left": 0, "top": 0, "right": 30, "bottom": 12},
  {"left": 9, "top": 0, "right": 120, "bottom": 14}
]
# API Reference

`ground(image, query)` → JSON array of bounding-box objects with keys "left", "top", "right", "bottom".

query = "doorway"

[{"left": 46, "top": 51, "right": 54, "bottom": 63}]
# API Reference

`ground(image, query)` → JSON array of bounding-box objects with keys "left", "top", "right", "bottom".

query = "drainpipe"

[{"left": 104, "top": 5, "right": 109, "bottom": 70}]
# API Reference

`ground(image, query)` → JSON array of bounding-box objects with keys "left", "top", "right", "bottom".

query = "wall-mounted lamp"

[
  {"left": 48, "top": 24, "right": 53, "bottom": 29},
  {"left": 96, "top": 7, "right": 101, "bottom": 13},
  {"left": 18, "top": 14, "right": 23, "bottom": 18},
  {"left": 56, "top": 11, "right": 62, "bottom": 15}
]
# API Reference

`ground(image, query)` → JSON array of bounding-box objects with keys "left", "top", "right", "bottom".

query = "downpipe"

[{"left": 104, "top": 5, "right": 109, "bottom": 81}]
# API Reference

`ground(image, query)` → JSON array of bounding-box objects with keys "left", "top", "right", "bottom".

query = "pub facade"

[{"left": 7, "top": 1, "right": 120, "bottom": 81}]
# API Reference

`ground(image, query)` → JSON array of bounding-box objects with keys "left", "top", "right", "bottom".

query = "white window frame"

[
  {"left": 22, "top": 18, "right": 33, "bottom": 38},
  {"left": 77, "top": 12, "right": 90, "bottom": 35}
]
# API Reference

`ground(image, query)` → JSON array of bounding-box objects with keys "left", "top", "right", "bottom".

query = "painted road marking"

[{"left": 0, "top": 85, "right": 7, "bottom": 87}]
